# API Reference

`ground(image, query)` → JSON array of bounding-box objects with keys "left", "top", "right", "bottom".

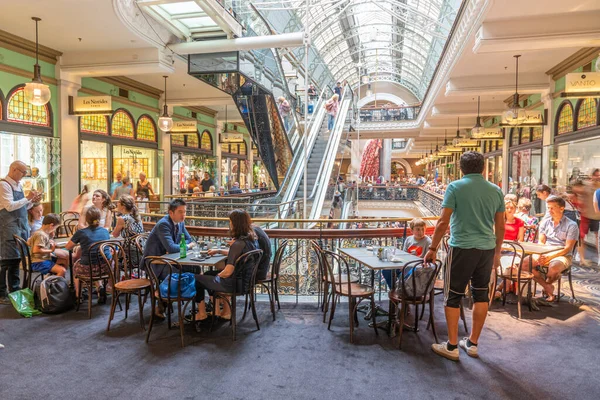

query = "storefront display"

[
  {"left": 170, "top": 130, "right": 216, "bottom": 193},
  {"left": 509, "top": 128, "right": 542, "bottom": 213},
  {"left": 220, "top": 140, "right": 249, "bottom": 189},
  {"left": 483, "top": 140, "right": 503, "bottom": 187}
]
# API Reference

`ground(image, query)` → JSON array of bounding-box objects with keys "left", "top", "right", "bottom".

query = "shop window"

[
  {"left": 531, "top": 127, "right": 543, "bottom": 141},
  {"left": 556, "top": 102, "right": 574, "bottom": 135},
  {"left": 80, "top": 115, "right": 109, "bottom": 135},
  {"left": 111, "top": 110, "right": 135, "bottom": 139},
  {"left": 221, "top": 143, "right": 230, "bottom": 154},
  {"left": 136, "top": 115, "right": 157, "bottom": 142},
  {"left": 200, "top": 130, "right": 212, "bottom": 150},
  {"left": 171, "top": 134, "right": 185, "bottom": 147},
  {"left": 6, "top": 87, "right": 50, "bottom": 126},
  {"left": 576, "top": 98, "right": 597, "bottom": 130},
  {"left": 187, "top": 133, "right": 199, "bottom": 148},
  {"left": 238, "top": 141, "right": 247, "bottom": 155},
  {"left": 520, "top": 128, "right": 531, "bottom": 144},
  {"left": 510, "top": 128, "right": 520, "bottom": 146}
]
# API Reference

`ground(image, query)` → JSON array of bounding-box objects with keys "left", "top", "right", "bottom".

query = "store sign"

[
  {"left": 122, "top": 148, "right": 143, "bottom": 156},
  {"left": 170, "top": 121, "right": 197, "bottom": 134},
  {"left": 221, "top": 132, "right": 244, "bottom": 143},
  {"left": 70, "top": 95, "right": 112, "bottom": 114},
  {"left": 470, "top": 127, "right": 504, "bottom": 140},
  {"left": 565, "top": 72, "right": 600, "bottom": 93},
  {"left": 500, "top": 110, "right": 544, "bottom": 126}
]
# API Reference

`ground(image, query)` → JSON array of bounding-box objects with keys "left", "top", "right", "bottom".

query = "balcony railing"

[{"left": 359, "top": 105, "right": 421, "bottom": 123}]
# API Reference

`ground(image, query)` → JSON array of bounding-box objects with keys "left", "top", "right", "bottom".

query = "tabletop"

[
  {"left": 503, "top": 241, "right": 563, "bottom": 255},
  {"left": 163, "top": 252, "right": 227, "bottom": 267},
  {"left": 54, "top": 236, "right": 124, "bottom": 248},
  {"left": 338, "top": 247, "right": 422, "bottom": 270}
]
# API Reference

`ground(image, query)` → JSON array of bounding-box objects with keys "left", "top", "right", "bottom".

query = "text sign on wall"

[
  {"left": 73, "top": 96, "right": 112, "bottom": 113},
  {"left": 221, "top": 132, "right": 244, "bottom": 143},
  {"left": 170, "top": 121, "right": 197, "bottom": 134},
  {"left": 470, "top": 127, "right": 504, "bottom": 139},
  {"left": 500, "top": 110, "right": 544, "bottom": 126},
  {"left": 566, "top": 72, "right": 600, "bottom": 93}
]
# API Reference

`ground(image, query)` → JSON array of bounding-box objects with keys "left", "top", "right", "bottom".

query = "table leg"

[{"left": 68, "top": 249, "right": 74, "bottom": 288}]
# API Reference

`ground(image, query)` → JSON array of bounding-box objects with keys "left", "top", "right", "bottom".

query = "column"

[
  {"left": 501, "top": 133, "right": 509, "bottom": 195},
  {"left": 350, "top": 139, "right": 364, "bottom": 183},
  {"left": 381, "top": 139, "right": 392, "bottom": 181},
  {"left": 158, "top": 96, "right": 172, "bottom": 197},
  {"left": 247, "top": 136, "right": 253, "bottom": 188},
  {"left": 56, "top": 73, "right": 81, "bottom": 210},
  {"left": 214, "top": 115, "right": 222, "bottom": 187},
  {"left": 541, "top": 90, "right": 555, "bottom": 187}
]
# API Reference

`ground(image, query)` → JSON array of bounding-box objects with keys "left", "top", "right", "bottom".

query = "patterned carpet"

[{"left": 565, "top": 264, "right": 600, "bottom": 321}]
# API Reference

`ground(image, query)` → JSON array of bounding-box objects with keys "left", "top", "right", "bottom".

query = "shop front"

[
  {"left": 79, "top": 109, "right": 162, "bottom": 198},
  {"left": 252, "top": 143, "right": 271, "bottom": 189},
  {"left": 171, "top": 129, "right": 217, "bottom": 194},
  {"left": 0, "top": 85, "right": 60, "bottom": 213},
  {"left": 221, "top": 140, "right": 248, "bottom": 189},
  {"left": 509, "top": 126, "right": 543, "bottom": 212},
  {"left": 483, "top": 139, "right": 503, "bottom": 188}
]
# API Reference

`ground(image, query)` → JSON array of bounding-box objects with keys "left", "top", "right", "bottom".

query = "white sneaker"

[
  {"left": 431, "top": 341, "right": 459, "bottom": 361},
  {"left": 459, "top": 337, "right": 479, "bottom": 358}
]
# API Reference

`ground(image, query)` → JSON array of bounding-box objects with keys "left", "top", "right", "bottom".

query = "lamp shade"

[
  {"left": 24, "top": 81, "right": 51, "bottom": 106},
  {"left": 158, "top": 115, "right": 173, "bottom": 132}
]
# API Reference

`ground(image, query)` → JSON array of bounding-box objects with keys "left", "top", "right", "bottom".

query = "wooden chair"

[
  {"left": 322, "top": 249, "right": 378, "bottom": 343},
  {"left": 211, "top": 249, "right": 263, "bottom": 341},
  {"left": 13, "top": 234, "right": 45, "bottom": 289},
  {"left": 144, "top": 256, "right": 197, "bottom": 347},
  {"left": 101, "top": 241, "right": 151, "bottom": 332},
  {"left": 75, "top": 240, "right": 114, "bottom": 319},
  {"left": 490, "top": 241, "right": 529, "bottom": 318},
  {"left": 56, "top": 212, "right": 79, "bottom": 237},
  {"left": 556, "top": 242, "right": 578, "bottom": 303},
  {"left": 255, "top": 240, "right": 288, "bottom": 321},
  {"left": 63, "top": 218, "right": 79, "bottom": 237},
  {"left": 389, "top": 259, "right": 442, "bottom": 349}
]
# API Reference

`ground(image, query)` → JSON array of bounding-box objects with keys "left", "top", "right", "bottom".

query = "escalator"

[{"left": 295, "top": 118, "right": 328, "bottom": 199}]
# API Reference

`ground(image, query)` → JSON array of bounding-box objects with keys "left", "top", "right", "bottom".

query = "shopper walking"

[
  {"left": 324, "top": 94, "right": 339, "bottom": 132},
  {"left": 425, "top": 151, "right": 505, "bottom": 361}
]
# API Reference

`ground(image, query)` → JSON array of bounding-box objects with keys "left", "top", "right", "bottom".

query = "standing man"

[
  {"left": 200, "top": 172, "right": 214, "bottom": 193},
  {"left": 333, "top": 81, "right": 342, "bottom": 99},
  {"left": 425, "top": 151, "right": 505, "bottom": 361},
  {"left": 110, "top": 172, "right": 123, "bottom": 195},
  {"left": 0, "top": 161, "right": 42, "bottom": 304},
  {"left": 30, "top": 167, "right": 44, "bottom": 195}
]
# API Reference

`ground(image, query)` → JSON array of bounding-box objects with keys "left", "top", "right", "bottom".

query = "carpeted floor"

[{"left": 1, "top": 291, "right": 600, "bottom": 400}]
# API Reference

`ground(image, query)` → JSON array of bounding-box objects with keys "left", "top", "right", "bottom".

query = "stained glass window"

[
  {"left": 520, "top": 128, "right": 531, "bottom": 144},
  {"left": 171, "top": 134, "right": 185, "bottom": 147},
  {"left": 7, "top": 87, "right": 50, "bottom": 126},
  {"left": 111, "top": 110, "right": 135, "bottom": 138},
  {"left": 577, "top": 98, "right": 597, "bottom": 130},
  {"left": 80, "top": 115, "right": 109, "bottom": 135},
  {"left": 201, "top": 130, "right": 212, "bottom": 150},
  {"left": 510, "top": 128, "right": 519, "bottom": 146},
  {"left": 238, "top": 141, "right": 247, "bottom": 155},
  {"left": 557, "top": 103, "right": 574, "bottom": 135},
  {"left": 531, "top": 127, "right": 543, "bottom": 141},
  {"left": 136, "top": 115, "right": 157, "bottom": 142},
  {"left": 221, "top": 143, "right": 230, "bottom": 154},
  {"left": 187, "top": 133, "right": 199, "bottom": 148}
]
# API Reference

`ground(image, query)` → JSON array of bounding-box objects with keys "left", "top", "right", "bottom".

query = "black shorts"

[
  {"left": 444, "top": 247, "right": 495, "bottom": 308},
  {"left": 590, "top": 219, "right": 599, "bottom": 232}
]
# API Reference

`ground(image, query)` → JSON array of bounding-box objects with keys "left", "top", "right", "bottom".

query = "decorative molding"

[
  {"left": 188, "top": 106, "right": 218, "bottom": 118},
  {"left": 545, "top": 47, "right": 600, "bottom": 81},
  {"left": 0, "top": 64, "right": 57, "bottom": 85},
  {"left": 96, "top": 76, "right": 163, "bottom": 99},
  {"left": 0, "top": 29, "right": 62, "bottom": 64},
  {"left": 77, "top": 87, "right": 159, "bottom": 113}
]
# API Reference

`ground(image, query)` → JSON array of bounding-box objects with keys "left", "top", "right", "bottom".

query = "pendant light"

[
  {"left": 438, "top": 130, "right": 452, "bottom": 156},
  {"left": 471, "top": 96, "right": 483, "bottom": 135},
  {"left": 158, "top": 76, "right": 173, "bottom": 132},
  {"left": 504, "top": 55, "right": 526, "bottom": 125},
  {"left": 452, "top": 117, "right": 462, "bottom": 145},
  {"left": 24, "top": 17, "right": 51, "bottom": 106},
  {"left": 223, "top": 106, "right": 229, "bottom": 133}
]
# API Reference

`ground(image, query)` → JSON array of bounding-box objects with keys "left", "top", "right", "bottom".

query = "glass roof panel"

[
  {"left": 158, "top": 2, "right": 203, "bottom": 15},
  {"left": 180, "top": 16, "right": 218, "bottom": 29}
]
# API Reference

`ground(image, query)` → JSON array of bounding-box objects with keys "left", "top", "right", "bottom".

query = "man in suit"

[{"left": 143, "top": 199, "right": 194, "bottom": 279}]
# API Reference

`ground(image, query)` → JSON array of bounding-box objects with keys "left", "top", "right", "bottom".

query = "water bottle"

[{"left": 179, "top": 233, "right": 187, "bottom": 258}]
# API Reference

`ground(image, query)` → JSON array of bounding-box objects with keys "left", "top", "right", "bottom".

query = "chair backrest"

[
  {"left": 500, "top": 241, "right": 525, "bottom": 276},
  {"left": 143, "top": 256, "right": 192, "bottom": 302},
  {"left": 322, "top": 249, "right": 353, "bottom": 295},
  {"left": 134, "top": 232, "right": 149, "bottom": 255},
  {"left": 271, "top": 240, "right": 288, "bottom": 278},
  {"left": 13, "top": 234, "right": 33, "bottom": 288},
  {"left": 233, "top": 249, "right": 263, "bottom": 296},
  {"left": 79, "top": 240, "right": 114, "bottom": 281},
  {"left": 64, "top": 218, "right": 79, "bottom": 236},
  {"left": 310, "top": 240, "right": 328, "bottom": 282},
  {"left": 394, "top": 259, "right": 442, "bottom": 301},
  {"left": 99, "top": 241, "right": 127, "bottom": 287}
]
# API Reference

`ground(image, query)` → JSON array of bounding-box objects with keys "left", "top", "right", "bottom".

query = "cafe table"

[
  {"left": 163, "top": 252, "right": 227, "bottom": 273},
  {"left": 337, "top": 247, "right": 422, "bottom": 330}
]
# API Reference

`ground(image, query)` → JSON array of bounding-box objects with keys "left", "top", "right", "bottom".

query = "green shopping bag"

[{"left": 8, "top": 288, "right": 41, "bottom": 318}]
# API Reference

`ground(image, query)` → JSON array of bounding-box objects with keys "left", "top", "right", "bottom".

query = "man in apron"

[{"left": 0, "top": 161, "right": 42, "bottom": 304}]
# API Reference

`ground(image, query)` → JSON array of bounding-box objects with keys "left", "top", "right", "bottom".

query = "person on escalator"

[
  {"left": 277, "top": 97, "right": 292, "bottom": 132},
  {"left": 324, "top": 94, "right": 339, "bottom": 133}
]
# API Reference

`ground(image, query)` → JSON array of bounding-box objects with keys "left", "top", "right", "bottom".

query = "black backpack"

[{"left": 34, "top": 276, "right": 73, "bottom": 314}]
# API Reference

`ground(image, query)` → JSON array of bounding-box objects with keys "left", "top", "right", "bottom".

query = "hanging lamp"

[
  {"left": 504, "top": 55, "right": 527, "bottom": 125},
  {"left": 158, "top": 76, "right": 173, "bottom": 132},
  {"left": 471, "top": 96, "right": 483, "bottom": 135},
  {"left": 24, "top": 17, "right": 51, "bottom": 106}
]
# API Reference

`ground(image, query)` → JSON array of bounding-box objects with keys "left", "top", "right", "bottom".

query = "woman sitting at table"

[
  {"left": 78, "top": 189, "right": 113, "bottom": 231},
  {"left": 66, "top": 206, "right": 111, "bottom": 303},
  {"left": 516, "top": 198, "right": 539, "bottom": 242},
  {"left": 27, "top": 202, "right": 44, "bottom": 235},
  {"left": 112, "top": 195, "right": 144, "bottom": 268},
  {"left": 495, "top": 199, "right": 525, "bottom": 298},
  {"left": 193, "top": 209, "right": 259, "bottom": 325}
]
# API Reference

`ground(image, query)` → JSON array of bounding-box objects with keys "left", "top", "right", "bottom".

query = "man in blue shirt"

[
  {"left": 425, "top": 151, "right": 505, "bottom": 361},
  {"left": 110, "top": 172, "right": 123, "bottom": 195},
  {"left": 143, "top": 199, "right": 194, "bottom": 279},
  {"left": 528, "top": 196, "right": 578, "bottom": 302}
]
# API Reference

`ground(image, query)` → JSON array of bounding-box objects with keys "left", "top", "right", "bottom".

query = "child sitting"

[
  {"left": 29, "top": 214, "right": 68, "bottom": 277},
  {"left": 382, "top": 218, "right": 432, "bottom": 288}
]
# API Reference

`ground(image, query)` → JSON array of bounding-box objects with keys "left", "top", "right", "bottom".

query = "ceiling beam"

[{"left": 445, "top": 74, "right": 549, "bottom": 97}]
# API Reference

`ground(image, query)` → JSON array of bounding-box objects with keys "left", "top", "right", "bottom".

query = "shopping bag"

[
  {"left": 8, "top": 288, "right": 42, "bottom": 318},
  {"left": 159, "top": 273, "right": 196, "bottom": 299}
]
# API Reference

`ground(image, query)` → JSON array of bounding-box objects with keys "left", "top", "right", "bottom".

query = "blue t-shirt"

[
  {"left": 442, "top": 173, "right": 505, "bottom": 250},
  {"left": 596, "top": 189, "right": 600, "bottom": 210},
  {"left": 71, "top": 226, "right": 111, "bottom": 265}
]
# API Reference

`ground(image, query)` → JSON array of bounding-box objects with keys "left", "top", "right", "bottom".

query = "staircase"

[{"left": 295, "top": 120, "right": 329, "bottom": 199}]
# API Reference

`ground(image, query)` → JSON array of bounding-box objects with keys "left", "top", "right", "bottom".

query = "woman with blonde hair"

[
  {"left": 324, "top": 93, "right": 339, "bottom": 132},
  {"left": 277, "top": 96, "right": 291, "bottom": 131}
]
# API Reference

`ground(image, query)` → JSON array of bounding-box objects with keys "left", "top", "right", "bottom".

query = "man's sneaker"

[
  {"left": 431, "top": 341, "right": 459, "bottom": 361},
  {"left": 459, "top": 337, "right": 479, "bottom": 358},
  {"left": 0, "top": 296, "right": 11, "bottom": 305}
]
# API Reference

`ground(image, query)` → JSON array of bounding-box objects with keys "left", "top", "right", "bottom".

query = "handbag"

[
  {"left": 394, "top": 266, "right": 435, "bottom": 299},
  {"left": 159, "top": 273, "right": 196, "bottom": 299}
]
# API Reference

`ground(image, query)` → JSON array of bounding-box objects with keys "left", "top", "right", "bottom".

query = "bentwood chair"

[
  {"left": 13, "top": 234, "right": 45, "bottom": 290},
  {"left": 490, "top": 241, "right": 529, "bottom": 318},
  {"left": 211, "top": 249, "right": 263, "bottom": 341},
  {"left": 389, "top": 260, "right": 441, "bottom": 349},
  {"left": 57, "top": 212, "right": 79, "bottom": 237},
  {"left": 322, "top": 249, "right": 378, "bottom": 343},
  {"left": 255, "top": 240, "right": 288, "bottom": 321},
  {"left": 75, "top": 240, "right": 114, "bottom": 319},
  {"left": 144, "top": 256, "right": 196, "bottom": 348},
  {"left": 556, "top": 242, "right": 578, "bottom": 303},
  {"left": 101, "top": 241, "right": 151, "bottom": 332},
  {"left": 64, "top": 218, "right": 79, "bottom": 237}
]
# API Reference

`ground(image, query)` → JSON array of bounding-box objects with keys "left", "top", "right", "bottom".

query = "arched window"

[
  {"left": 111, "top": 109, "right": 135, "bottom": 138},
  {"left": 171, "top": 134, "right": 185, "bottom": 147},
  {"left": 187, "top": 133, "right": 199, "bottom": 148},
  {"left": 531, "top": 127, "right": 543, "bottom": 141},
  {"left": 238, "top": 141, "right": 247, "bottom": 155},
  {"left": 576, "top": 98, "right": 597, "bottom": 130},
  {"left": 6, "top": 87, "right": 50, "bottom": 126},
  {"left": 200, "top": 130, "right": 212, "bottom": 150},
  {"left": 520, "top": 128, "right": 531, "bottom": 144},
  {"left": 80, "top": 115, "right": 109, "bottom": 135},
  {"left": 556, "top": 102, "right": 574, "bottom": 135},
  {"left": 221, "top": 143, "right": 230, "bottom": 154},
  {"left": 136, "top": 115, "right": 157, "bottom": 142},
  {"left": 0, "top": 89, "right": 4, "bottom": 120},
  {"left": 510, "top": 128, "right": 520, "bottom": 146}
]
